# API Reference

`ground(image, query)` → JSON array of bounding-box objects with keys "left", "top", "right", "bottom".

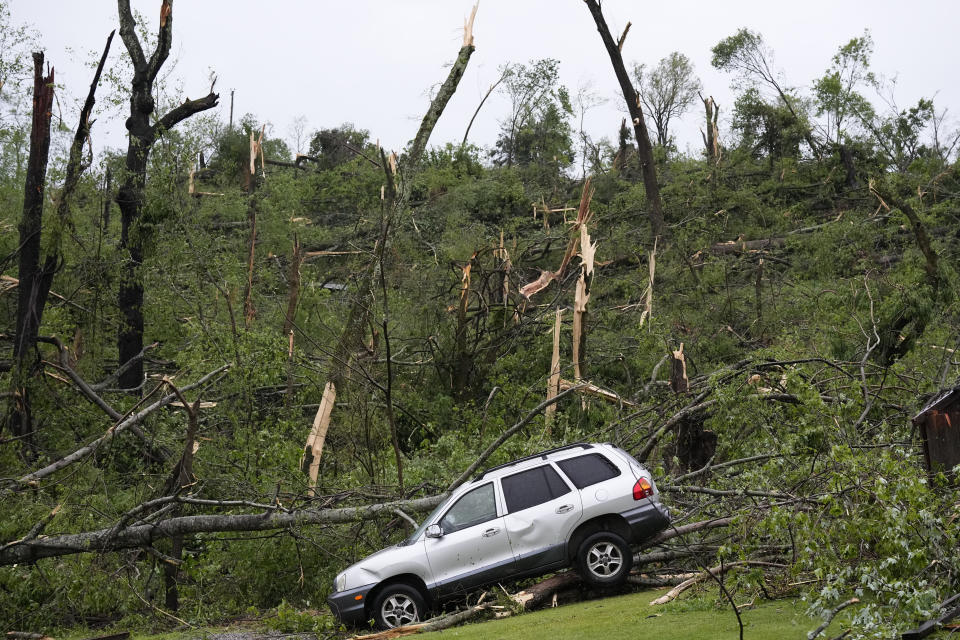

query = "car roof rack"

[{"left": 474, "top": 443, "right": 593, "bottom": 481}]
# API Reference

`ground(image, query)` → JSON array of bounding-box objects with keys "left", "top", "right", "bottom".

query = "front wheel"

[
  {"left": 576, "top": 531, "right": 632, "bottom": 587},
  {"left": 372, "top": 583, "right": 427, "bottom": 630}
]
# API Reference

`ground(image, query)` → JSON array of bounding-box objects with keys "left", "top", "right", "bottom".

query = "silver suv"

[{"left": 328, "top": 442, "right": 670, "bottom": 629}]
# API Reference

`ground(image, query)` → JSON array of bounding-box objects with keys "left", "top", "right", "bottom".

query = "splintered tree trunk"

[
  {"left": 301, "top": 5, "right": 477, "bottom": 490},
  {"left": 572, "top": 200, "right": 596, "bottom": 382},
  {"left": 545, "top": 308, "right": 564, "bottom": 430},
  {"left": 700, "top": 92, "right": 720, "bottom": 165},
  {"left": 453, "top": 254, "right": 475, "bottom": 395},
  {"left": 8, "top": 53, "right": 55, "bottom": 453},
  {"left": 583, "top": 0, "right": 664, "bottom": 240}
]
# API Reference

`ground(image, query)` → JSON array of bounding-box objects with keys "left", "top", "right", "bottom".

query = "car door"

[
  {"left": 424, "top": 482, "right": 515, "bottom": 596},
  {"left": 500, "top": 463, "right": 582, "bottom": 574}
]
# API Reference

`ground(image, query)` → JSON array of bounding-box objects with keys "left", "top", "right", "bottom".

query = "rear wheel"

[
  {"left": 372, "top": 583, "right": 426, "bottom": 630},
  {"left": 576, "top": 531, "right": 632, "bottom": 587}
]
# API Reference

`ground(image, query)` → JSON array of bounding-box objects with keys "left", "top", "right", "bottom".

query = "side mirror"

[{"left": 425, "top": 524, "right": 443, "bottom": 539}]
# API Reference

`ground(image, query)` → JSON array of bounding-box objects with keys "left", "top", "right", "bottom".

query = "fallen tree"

[{"left": 0, "top": 383, "right": 585, "bottom": 566}]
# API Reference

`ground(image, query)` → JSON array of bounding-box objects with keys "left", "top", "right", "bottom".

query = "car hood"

[{"left": 341, "top": 541, "right": 429, "bottom": 591}]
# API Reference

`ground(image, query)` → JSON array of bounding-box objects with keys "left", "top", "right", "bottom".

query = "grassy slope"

[{"left": 418, "top": 590, "right": 818, "bottom": 640}]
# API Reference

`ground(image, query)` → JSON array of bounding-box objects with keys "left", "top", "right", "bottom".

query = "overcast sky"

[{"left": 9, "top": 0, "right": 959, "bottom": 161}]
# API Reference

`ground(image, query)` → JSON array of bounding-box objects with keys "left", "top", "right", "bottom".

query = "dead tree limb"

[
  {"left": 650, "top": 560, "right": 787, "bottom": 605},
  {"left": 807, "top": 597, "right": 859, "bottom": 639},
  {"left": 8, "top": 364, "right": 228, "bottom": 491},
  {"left": 461, "top": 64, "right": 509, "bottom": 148},
  {"left": 38, "top": 336, "right": 168, "bottom": 459}
]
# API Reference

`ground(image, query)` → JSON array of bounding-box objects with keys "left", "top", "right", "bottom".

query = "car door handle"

[
  {"left": 482, "top": 527, "right": 501, "bottom": 537},
  {"left": 555, "top": 504, "right": 575, "bottom": 514}
]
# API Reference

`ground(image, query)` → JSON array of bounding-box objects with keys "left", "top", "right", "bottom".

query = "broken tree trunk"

[
  {"left": 243, "top": 126, "right": 265, "bottom": 326},
  {"left": 670, "top": 343, "right": 688, "bottom": 393},
  {"left": 639, "top": 237, "right": 657, "bottom": 328},
  {"left": 699, "top": 92, "right": 721, "bottom": 165},
  {"left": 512, "top": 571, "right": 582, "bottom": 610},
  {"left": 302, "top": 5, "right": 477, "bottom": 491},
  {"left": 8, "top": 53, "right": 55, "bottom": 454},
  {"left": 453, "top": 253, "right": 476, "bottom": 395},
  {"left": 583, "top": 0, "right": 664, "bottom": 240},
  {"left": 115, "top": 0, "right": 219, "bottom": 389},
  {"left": 520, "top": 179, "right": 594, "bottom": 299},
  {"left": 572, "top": 182, "right": 596, "bottom": 382},
  {"left": 545, "top": 308, "right": 564, "bottom": 429}
]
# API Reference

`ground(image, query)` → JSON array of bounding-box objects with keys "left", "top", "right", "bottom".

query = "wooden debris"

[
  {"left": 512, "top": 571, "right": 582, "bottom": 610},
  {"left": 558, "top": 378, "right": 636, "bottom": 407},
  {"left": 520, "top": 179, "right": 594, "bottom": 299},
  {"left": 572, "top": 204, "right": 596, "bottom": 381},
  {"left": 710, "top": 237, "right": 785, "bottom": 255},
  {"left": 670, "top": 343, "right": 688, "bottom": 393},
  {"left": 650, "top": 560, "right": 786, "bottom": 605},
  {"left": 639, "top": 237, "right": 657, "bottom": 327},
  {"left": 167, "top": 401, "right": 216, "bottom": 409},
  {"left": 303, "top": 381, "right": 336, "bottom": 494},
  {"left": 545, "top": 308, "right": 564, "bottom": 428}
]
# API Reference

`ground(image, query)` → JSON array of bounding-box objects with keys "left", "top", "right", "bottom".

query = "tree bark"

[
  {"left": 115, "top": 0, "right": 219, "bottom": 389},
  {"left": 8, "top": 52, "right": 55, "bottom": 453},
  {"left": 583, "top": 0, "right": 664, "bottom": 240},
  {"left": 0, "top": 494, "right": 446, "bottom": 566}
]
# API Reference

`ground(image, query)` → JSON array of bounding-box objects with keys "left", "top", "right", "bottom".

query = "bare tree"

[
  {"left": 115, "top": 0, "right": 219, "bottom": 390},
  {"left": 288, "top": 114, "right": 308, "bottom": 155},
  {"left": 633, "top": 52, "right": 701, "bottom": 148}
]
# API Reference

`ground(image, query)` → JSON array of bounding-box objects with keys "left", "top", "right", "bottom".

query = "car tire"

[
  {"left": 372, "top": 583, "right": 427, "bottom": 630},
  {"left": 576, "top": 531, "right": 632, "bottom": 588}
]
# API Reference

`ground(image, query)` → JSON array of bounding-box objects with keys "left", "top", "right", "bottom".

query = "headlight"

[{"left": 335, "top": 572, "right": 346, "bottom": 592}]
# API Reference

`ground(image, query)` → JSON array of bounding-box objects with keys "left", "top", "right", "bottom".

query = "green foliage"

[
  {"left": 3, "top": 18, "right": 960, "bottom": 639},
  {"left": 633, "top": 52, "right": 702, "bottom": 148},
  {"left": 492, "top": 59, "right": 574, "bottom": 191}
]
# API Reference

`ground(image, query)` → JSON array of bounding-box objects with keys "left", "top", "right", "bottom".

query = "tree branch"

[{"left": 8, "top": 364, "right": 228, "bottom": 492}]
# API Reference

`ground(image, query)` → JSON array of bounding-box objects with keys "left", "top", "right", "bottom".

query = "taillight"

[{"left": 633, "top": 477, "right": 653, "bottom": 500}]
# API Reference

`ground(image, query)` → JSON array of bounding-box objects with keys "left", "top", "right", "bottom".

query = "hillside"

[{"left": 1, "top": 2, "right": 959, "bottom": 639}]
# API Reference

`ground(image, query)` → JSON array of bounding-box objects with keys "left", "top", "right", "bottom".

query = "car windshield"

[{"left": 401, "top": 499, "right": 448, "bottom": 545}]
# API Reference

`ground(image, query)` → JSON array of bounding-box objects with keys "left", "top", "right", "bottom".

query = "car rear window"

[
  {"left": 557, "top": 453, "right": 621, "bottom": 489},
  {"left": 501, "top": 464, "right": 570, "bottom": 513}
]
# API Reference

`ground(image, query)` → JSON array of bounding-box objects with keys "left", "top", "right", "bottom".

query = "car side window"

[
  {"left": 501, "top": 464, "right": 571, "bottom": 513},
  {"left": 439, "top": 483, "right": 497, "bottom": 534},
  {"left": 556, "top": 453, "right": 621, "bottom": 489}
]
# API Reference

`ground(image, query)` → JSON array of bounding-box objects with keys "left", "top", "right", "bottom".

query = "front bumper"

[
  {"left": 621, "top": 501, "right": 671, "bottom": 543},
  {"left": 328, "top": 582, "right": 376, "bottom": 626}
]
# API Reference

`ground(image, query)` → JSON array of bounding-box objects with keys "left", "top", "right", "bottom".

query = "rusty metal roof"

[{"left": 913, "top": 385, "right": 960, "bottom": 423}]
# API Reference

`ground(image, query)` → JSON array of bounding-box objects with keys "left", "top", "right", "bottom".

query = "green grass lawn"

[{"left": 418, "top": 589, "right": 819, "bottom": 640}]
